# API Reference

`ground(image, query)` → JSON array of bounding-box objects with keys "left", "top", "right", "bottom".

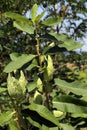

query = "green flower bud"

[{"left": 7, "top": 71, "right": 27, "bottom": 101}]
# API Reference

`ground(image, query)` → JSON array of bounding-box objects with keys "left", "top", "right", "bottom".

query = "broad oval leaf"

[
  {"left": 55, "top": 78, "right": 87, "bottom": 96},
  {"left": 53, "top": 95, "right": 87, "bottom": 114},
  {"left": 3, "top": 12, "right": 33, "bottom": 26},
  {"left": 49, "top": 33, "right": 83, "bottom": 51},
  {"left": 10, "top": 52, "right": 20, "bottom": 61},
  {"left": 4, "top": 54, "right": 36, "bottom": 73},
  {"left": 42, "top": 17, "right": 63, "bottom": 26},
  {"left": 28, "top": 103, "right": 60, "bottom": 126},
  {"left": 14, "top": 21, "right": 34, "bottom": 34}
]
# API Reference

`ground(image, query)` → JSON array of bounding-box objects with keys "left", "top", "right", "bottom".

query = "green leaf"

[
  {"left": 27, "top": 82, "right": 37, "bottom": 92},
  {"left": 53, "top": 95, "right": 87, "bottom": 114},
  {"left": 55, "top": 78, "right": 87, "bottom": 96},
  {"left": 28, "top": 103, "right": 59, "bottom": 126},
  {"left": 49, "top": 33, "right": 83, "bottom": 51},
  {"left": 26, "top": 59, "right": 38, "bottom": 71},
  {"left": 37, "top": 78, "right": 43, "bottom": 92},
  {"left": 31, "top": 4, "right": 38, "bottom": 23},
  {"left": 0, "top": 87, "right": 7, "bottom": 94},
  {"left": 0, "top": 111, "right": 15, "bottom": 127},
  {"left": 3, "top": 12, "right": 33, "bottom": 26},
  {"left": 58, "top": 39, "right": 83, "bottom": 51},
  {"left": 4, "top": 54, "right": 36, "bottom": 73},
  {"left": 60, "top": 123, "right": 75, "bottom": 130},
  {"left": 47, "top": 55, "right": 54, "bottom": 78},
  {"left": 35, "top": 11, "right": 45, "bottom": 23},
  {"left": 13, "top": 21, "right": 34, "bottom": 34},
  {"left": 42, "top": 17, "right": 63, "bottom": 26},
  {"left": 41, "top": 125, "right": 58, "bottom": 130},
  {"left": 34, "top": 91, "right": 42, "bottom": 104},
  {"left": 10, "top": 52, "right": 20, "bottom": 61},
  {"left": 42, "top": 42, "right": 55, "bottom": 54},
  {"left": 27, "top": 116, "right": 42, "bottom": 129},
  {"left": 71, "top": 113, "right": 87, "bottom": 118},
  {"left": 9, "top": 120, "right": 19, "bottom": 130}
]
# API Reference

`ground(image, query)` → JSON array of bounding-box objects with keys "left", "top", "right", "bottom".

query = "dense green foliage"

[{"left": 0, "top": 1, "right": 87, "bottom": 130}]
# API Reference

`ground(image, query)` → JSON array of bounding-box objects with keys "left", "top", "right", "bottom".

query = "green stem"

[{"left": 35, "top": 25, "right": 41, "bottom": 67}]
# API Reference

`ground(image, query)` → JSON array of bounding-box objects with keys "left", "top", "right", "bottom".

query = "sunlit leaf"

[
  {"left": 14, "top": 21, "right": 34, "bottom": 34},
  {"left": 10, "top": 52, "right": 20, "bottom": 61},
  {"left": 3, "top": 12, "right": 33, "bottom": 26},
  {"left": 60, "top": 123, "right": 75, "bottom": 130},
  {"left": 31, "top": 4, "right": 38, "bottom": 23},
  {"left": 55, "top": 78, "right": 87, "bottom": 96},
  {"left": 47, "top": 55, "right": 54, "bottom": 78},
  {"left": 9, "top": 120, "right": 19, "bottom": 130},
  {"left": 4, "top": 54, "right": 36, "bottom": 73},
  {"left": 72, "top": 113, "right": 87, "bottom": 118},
  {"left": 41, "top": 125, "right": 58, "bottom": 130},
  {"left": 0, "top": 111, "right": 15, "bottom": 127}
]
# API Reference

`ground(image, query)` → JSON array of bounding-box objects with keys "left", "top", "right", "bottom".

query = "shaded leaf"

[
  {"left": 14, "top": 21, "right": 34, "bottom": 34},
  {"left": 28, "top": 103, "right": 59, "bottom": 126},
  {"left": 27, "top": 116, "right": 41, "bottom": 129},
  {"left": 0, "top": 30, "right": 5, "bottom": 38},
  {"left": 4, "top": 54, "right": 36, "bottom": 73},
  {"left": 42, "top": 17, "right": 63, "bottom": 26},
  {"left": 35, "top": 11, "right": 45, "bottom": 23},
  {"left": 27, "top": 82, "right": 37, "bottom": 92},
  {"left": 26, "top": 59, "right": 38, "bottom": 71},
  {"left": 0, "top": 87, "right": 7, "bottom": 94},
  {"left": 42, "top": 42, "right": 55, "bottom": 54},
  {"left": 55, "top": 78, "right": 87, "bottom": 96}
]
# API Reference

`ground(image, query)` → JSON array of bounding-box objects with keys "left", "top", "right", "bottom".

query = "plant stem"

[
  {"left": 15, "top": 108, "right": 22, "bottom": 130},
  {"left": 35, "top": 26, "right": 41, "bottom": 67}
]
